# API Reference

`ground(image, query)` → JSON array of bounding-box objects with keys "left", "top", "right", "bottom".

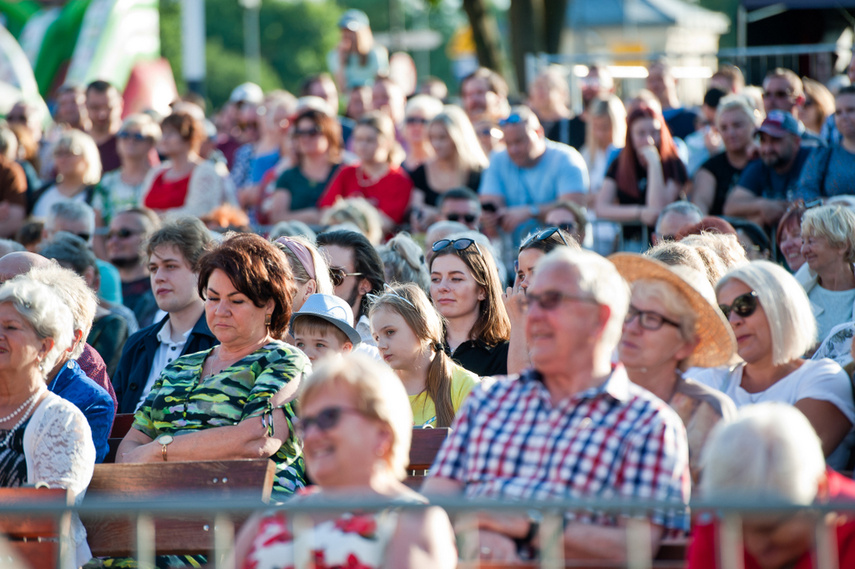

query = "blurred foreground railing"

[{"left": 3, "top": 492, "right": 855, "bottom": 569}]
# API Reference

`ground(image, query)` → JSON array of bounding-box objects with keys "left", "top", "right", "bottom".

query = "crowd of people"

[{"left": 5, "top": 10, "right": 855, "bottom": 569}]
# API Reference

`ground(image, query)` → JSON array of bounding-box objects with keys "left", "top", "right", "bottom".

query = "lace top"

[{"left": 0, "top": 416, "right": 31, "bottom": 487}]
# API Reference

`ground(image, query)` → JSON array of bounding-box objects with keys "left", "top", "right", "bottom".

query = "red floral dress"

[{"left": 242, "top": 488, "right": 403, "bottom": 569}]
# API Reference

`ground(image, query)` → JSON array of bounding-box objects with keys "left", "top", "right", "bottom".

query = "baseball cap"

[
  {"left": 229, "top": 82, "right": 264, "bottom": 105},
  {"left": 338, "top": 9, "right": 369, "bottom": 31},
  {"left": 757, "top": 110, "right": 802, "bottom": 138},
  {"left": 290, "top": 294, "right": 361, "bottom": 345}
]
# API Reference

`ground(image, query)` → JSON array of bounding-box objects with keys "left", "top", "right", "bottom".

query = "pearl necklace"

[
  {"left": 0, "top": 390, "right": 42, "bottom": 423},
  {"left": 0, "top": 388, "right": 44, "bottom": 447}
]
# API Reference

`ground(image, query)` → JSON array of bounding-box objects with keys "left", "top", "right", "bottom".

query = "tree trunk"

[
  {"left": 461, "top": 0, "right": 506, "bottom": 77},
  {"left": 543, "top": 0, "right": 568, "bottom": 54},
  {"left": 509, "top": 0, "right": 544, "bottom": 93}
]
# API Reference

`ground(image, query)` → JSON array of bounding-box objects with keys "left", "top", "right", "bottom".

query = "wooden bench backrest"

[
  {"left": 0, "top": 487, "right": 71, "bottom": 569},
  {"left": 407, "top": 427, "right": 449, "bottom": 470},
  {"left": 83, "top": 458, "right": 275, "bottom": 557},
  {"left": 110, "top": 414, "right": 135, "bottom": 439}
]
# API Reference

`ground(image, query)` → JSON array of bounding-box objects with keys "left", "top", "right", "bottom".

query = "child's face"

[{"left": 294, "top": 329, "right": 352, "bottom": 363}]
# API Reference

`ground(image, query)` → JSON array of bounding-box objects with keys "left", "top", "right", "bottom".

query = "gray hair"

[
  {"left": 801, "top": 204, "right": 855, "bottom": 264},
  {"left": 539, "top": 248, "right": 630, "bottom": 351},
  {"left": 45, "top": 201, "right": 96, "bottom": 239},
  {"left": 701, "top": 402, "right": 825, "bottom": 505},
  {"left": 717, "top": 260, "right": 817, "bottom": 363},
  {"left": 377, "top": 232, "right": 430, "bottom": 294},
  {"left": 0, "top": 276, "right": 74, "bottom": 372},
  {"left": 26, "top": 264, "right": 97, "bottom": 360},
  {"left": 39, "top": 232, "right": 97, "bottom": 278},
  {"left": 269, "top": 220, "right": 316, "bottom": 242},
  {"left": 655, "top": 201, "right": 703, "bottom": 235}
]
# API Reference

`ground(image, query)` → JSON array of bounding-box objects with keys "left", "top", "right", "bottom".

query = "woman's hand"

[
  {"left": 119, "top": 441, "right": 160, "bottom": 463},
  {"left": 503, "top": 286, "right": 527, "bottom": 329},
  {"left": 460, "top": 529, "right": 519, "bottom": 562},
  {"left": 637, "top": 144, "right": 661, "bottom": 167}
]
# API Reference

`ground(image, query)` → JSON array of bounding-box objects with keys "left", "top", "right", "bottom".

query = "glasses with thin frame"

[{"left": 624, "top": 305, "right": 681, "bottom": 331}]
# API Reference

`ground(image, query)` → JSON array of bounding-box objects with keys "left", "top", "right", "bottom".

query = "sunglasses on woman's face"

[
  {"left": 719, "top": 290, "right": 759, "bottom": 320},
  {"left": 294, "top": 406, "right": 366, "bottom": 438},
  {"left": 431, "top": 238, "right": 482, "bottom": 256}
]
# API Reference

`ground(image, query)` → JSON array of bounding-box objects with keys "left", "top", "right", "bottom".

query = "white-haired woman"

[
  {"left": 402, "top": 95, "right": 443, "bottom": 172},
  {"left": 688, "top": 402, "right": 855, "bottom": 569},
  {"left": 409, "top": 105, "right": 489, "bottom": 230},
  {"left": 0, "top": 276, "right": 96, "bottom": 568},
  {"left": 691, "top": 95, "right": 758, "bottom": 216},
  {"left": 232, "top": 353, "right": 457, "bottom": 569},
  {"left": 797, "top": 204, "right": 855, "bottom": 343},
  {"left": 691, "top": 260, "right": 855, "bottom": 468},
  {"left": 32, "top": 129, "right": 103, "bottom": 218},
  {"left": 611, "top": 253, "right": 737, "bottom": 482}
]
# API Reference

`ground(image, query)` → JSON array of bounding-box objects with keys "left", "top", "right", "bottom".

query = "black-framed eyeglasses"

[
  {"left": 624, "top": 305, "right": 681, "bottom": 331},
  {"left": 117, "top": 131, "right": 150, "bottom": 142},
  {"left": 520, "top": 290, "right": 597, "bottom": 311},
  {"left": 294, "top": 406, "right": 368, "bottom": 438},
  {"left": 366, "top": 283, "right": 416, "bottom": 309},
  {"left": 445, "top": 213, "right": 477, "bottom": 224},
  {"left": 719, "top": 290, "right": 759, "bottom": 320},
  {"left": 329, "top": 266, "right": 363, "bottom": 287},
  {"left": 431, "top": 238, "right": 482, "bottom": 256},
  {"left": 107, "top": 228, "right": 141, "bottom": 240},
  {"left": 521, "top": 227, "right": 569, "bottom": 249}
]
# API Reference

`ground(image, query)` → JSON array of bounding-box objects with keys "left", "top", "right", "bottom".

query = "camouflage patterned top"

[{"left": 133, "top": 340, "right": 310, "bottom": 500}]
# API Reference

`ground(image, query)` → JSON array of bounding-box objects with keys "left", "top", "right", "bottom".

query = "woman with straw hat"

[{"left": 610, "top": 252, "right": 737, "bottom": 482}]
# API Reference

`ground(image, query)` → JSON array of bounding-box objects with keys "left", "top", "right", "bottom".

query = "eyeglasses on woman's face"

[{"left": 624, "top": 305, "right": 681, "bottom": 331}]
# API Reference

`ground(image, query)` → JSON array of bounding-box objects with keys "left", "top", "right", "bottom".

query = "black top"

[
  {"left": 544, "top": 117, "right": 586, "bottom": 150},
  {"left": 409, "top": 164, "right": 482, "bottom": 207},
  {"left": 447, "top": 339, "right": 509, "bottom": 377},
  {"left": 698, "top": 152, "right": 745, "bottom": 216}
]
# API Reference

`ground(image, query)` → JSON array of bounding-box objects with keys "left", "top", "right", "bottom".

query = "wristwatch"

[{"left": 157, "top": 434, "right": 174, "bottom": 462}]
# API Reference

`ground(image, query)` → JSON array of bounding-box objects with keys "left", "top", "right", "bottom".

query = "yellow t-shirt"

[{"left": 409, "top": 364, "right": 480, "bottom": 427}]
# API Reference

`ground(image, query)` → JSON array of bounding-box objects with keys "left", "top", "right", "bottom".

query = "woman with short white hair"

[
  {"left": 688, "top": 402, "right": 855, "bottom": 569},
  {"left": 32, "top": 129, "right": 103, "bottom": 219},
  {"left": 0, "top": 276, "right": 96, "bottom": 568},
  {"left": 797, "top": 204, "right": 855, "bottom": 343},
  {"left": 691, "top": 260, "right": 855, "bottom": 468},
  {"left": 232, "top": 353, "right": 456, "bottom": 569},
  {"left": 402, "top": 94, "right": 444, "bottom": 171}
]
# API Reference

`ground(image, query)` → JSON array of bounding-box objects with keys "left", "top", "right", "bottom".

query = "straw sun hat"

[{"left": 609, "top": 252, "right": 736, "bottom": 368}]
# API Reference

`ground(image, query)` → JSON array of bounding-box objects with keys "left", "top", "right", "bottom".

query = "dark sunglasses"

[
  {"left": 294, "top": 406, "right": 367, "bottom": 438},
  {"left": 117, "top": 131, "right": 150, "bottom": 142},
  {"left": 624, "top": 306, "right": 680, "bottom": 331},
  {"left": 431, "top": 238, "right": 482, "bottom": 256},
  {"left": 521, "top": 227, "right": 569, "bottom": 249},
  {"left": 294, "top": 126, "right": 323, "bottom": 137},
  {"left": 405, "top": 116, "right": 429, "bottom": 126},
  {"left": 107, "top": 228, "right": 141, "bottom": 240},
  {"left": 445, "top": 213, "right": 477, "bottom": 224},
  {"left": 718, "top": 290, "right": 759, "bottom": 320},
  {"left": 763, "top": 90, "right": 793, "bottom": 99},
  {"left": 329, "top": 266, "right": 363, "bottom": 287},
  {"left": 520, "top": 290, "right": 596, "bottom": 311},
  {"left": 73, "top": 232, "right": 91, "bottom": 243}
]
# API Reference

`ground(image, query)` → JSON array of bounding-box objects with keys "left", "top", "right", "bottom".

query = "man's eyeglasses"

[
  {"left": 521, "top": 227, "right": 569, "bottom": 249},
  {"left": 107, "top": 228, "right": 141, "bottom": 240},
  {"left": 624, "top": 306, "right": 681, "bottom": 331},
  {"left": 520, "top": 290, "right": 597, "bottom": 311},
  {"left": 294, "top": 406, "right": 368, "bottom": 438},
  {"left": 117, "top": 131, "right": 150, "bottom": 142},
  {"left": 445, "top": 213, "right": 477, "bottom": 224},
  {"left": 431, "top": 238, "right": 482, "bottom": 256},
  {"left": 329, "top": 266, "right": 363, "bottom": 287},
  {"left": 366, "top": 283, "right": 416, "bottom": 309},
  {"left": 719, "top": 290, "right": 759, "bottom": 320}
]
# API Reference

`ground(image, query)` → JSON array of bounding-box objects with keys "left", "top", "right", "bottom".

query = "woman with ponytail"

[{"left": 369, "top": 283, "right": 479, "bottom": 428}]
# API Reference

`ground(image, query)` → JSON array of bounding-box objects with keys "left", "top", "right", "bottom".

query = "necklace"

[
  {"left": 0, "top": 390, "right": 41, "bottom": 423},
  {"left": 0, "top": 388, "right": 44, "bottom": 447}
]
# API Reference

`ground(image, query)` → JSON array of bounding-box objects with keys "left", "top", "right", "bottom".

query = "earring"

[
  {"left": 264, "top": 314, "right": 272, "bottom": 327},
  {"left": 38, "top": 359, "right": 45, "bottom": 374}
]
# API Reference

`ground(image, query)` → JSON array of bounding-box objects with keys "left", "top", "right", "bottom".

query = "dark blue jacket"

[
  {"left": 49, "top": 360, "right": 115, "bottom": 463},
  {"left": 112, "top": 313, "right": 218, "bottom": 414}
]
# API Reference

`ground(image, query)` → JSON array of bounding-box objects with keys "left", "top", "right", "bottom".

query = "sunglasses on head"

[
  {"left": 117, "top": 131, "right": 150, "bottom": 142},
  {"left": 521, "top": 227, "right": 569, "bottom": 249},
  {"left": 294, "top": 406, "right": 367, "bottom": 438},
  {"left": 107, "top": 228, "right": 140, "bottom": 240},
  {"left": 328, "top": 266, "right": 363, "bottom": 287},
  {"left": 498, "top": 113, "right": 524, "bottom": 127},
  {"left": 719, "top": 290, "right": 759, "bottom": 320},
  {"left": 431, "top": 238, "right": 482, "bottom": 256},
  {"left": 445, "top": 213, "right": 477, "bottom": 224}
]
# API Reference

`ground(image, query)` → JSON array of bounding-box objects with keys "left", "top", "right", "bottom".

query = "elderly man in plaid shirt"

[{"left": 424, "top": 248, "right": 691, "bottom": 563}]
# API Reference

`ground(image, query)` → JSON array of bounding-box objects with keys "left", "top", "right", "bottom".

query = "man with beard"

[
  {"left": 460, "top": 67, "right": 510, "bottom": 123},
  {"left": 85, "top": 80, "right": 125, "bottom": 173},
  {"left": 316, "top": 229, "right": 385, "bottom": 347},
  {"left": 724, "top": 111, "right": 811, "bottom": 227},
  {"left": 106, "top": 208, "right": 161, "bottom": 327}
]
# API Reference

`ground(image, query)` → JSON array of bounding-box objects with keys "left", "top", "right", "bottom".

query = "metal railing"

[{"left": 5, "top": 492, "right": 855, "bottom": 569}]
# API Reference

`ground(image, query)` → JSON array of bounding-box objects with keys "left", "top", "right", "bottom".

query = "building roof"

[{"left": 567, "top": 0, "right": 729, "bottom": 33}]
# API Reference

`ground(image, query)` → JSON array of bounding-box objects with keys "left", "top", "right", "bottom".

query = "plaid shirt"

[{"left": 430, "top": 366, "right": 691, "bottom": 532}]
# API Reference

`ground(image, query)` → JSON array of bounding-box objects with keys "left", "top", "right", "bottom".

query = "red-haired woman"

[{"left": 595, "top": 104, "right": 688, "bottom": 244}]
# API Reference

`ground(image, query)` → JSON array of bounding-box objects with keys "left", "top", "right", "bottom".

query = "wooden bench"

[
  {"left": 405, "top": 427, "right": 450, "bottom": 489},
  {"left": 0, "top": 487, "right": 72, "bottom": 569},
  {"left": 82, "top": 458, "right": 275, "bottom": 558}
]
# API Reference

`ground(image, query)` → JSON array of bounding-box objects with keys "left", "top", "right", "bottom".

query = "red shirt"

[
  {"left": 687, "top": 469, "right": 855, "bottom": 569},
  {"left": 317, "top": 164, "right": 413, "bottom": 224},
  {"left": 144, "top": 169, "right": 191, "bottom": 211}
]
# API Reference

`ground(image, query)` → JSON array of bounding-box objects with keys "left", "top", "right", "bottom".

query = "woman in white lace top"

[{"left": 0, "top": 276, "right": 96, "bottom": 568}]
